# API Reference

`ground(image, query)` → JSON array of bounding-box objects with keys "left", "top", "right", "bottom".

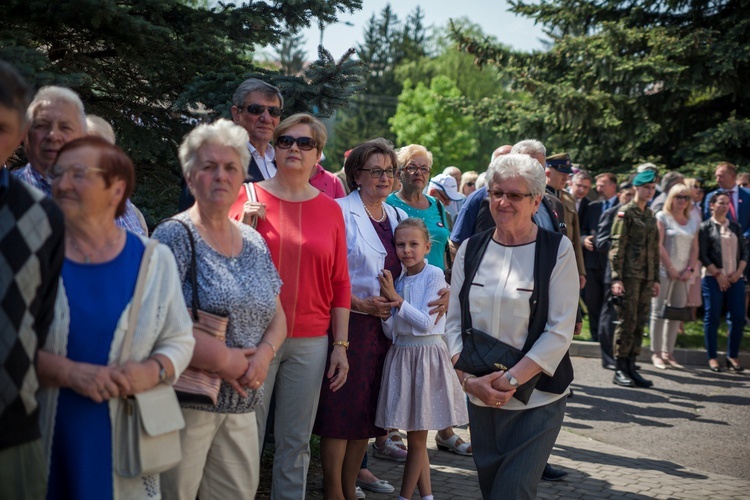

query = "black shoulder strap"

[
  {"left": 459, "top": 228, "right": 494, "bottom": 334},
  {"left": 154, "top": 218, "right": 200, "bottom": 321}
]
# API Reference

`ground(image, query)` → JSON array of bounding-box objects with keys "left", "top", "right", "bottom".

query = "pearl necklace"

[{"left": 362, "top": 199, "right": 387, "bottom": 222}]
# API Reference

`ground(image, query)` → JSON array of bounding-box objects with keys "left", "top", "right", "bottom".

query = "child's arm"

[{"left": 392, "top": 267, "right": 447, "bottom": 335}]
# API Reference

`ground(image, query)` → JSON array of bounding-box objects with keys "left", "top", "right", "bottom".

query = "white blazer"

[{"left": 337, "top": 190, "right": 407, "bottom": 300}]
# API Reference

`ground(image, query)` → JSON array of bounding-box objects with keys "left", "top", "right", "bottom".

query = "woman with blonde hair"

[
  {"left": 649, "top": 183, "right": 699, "bottom": 369},
  {"left": 460, "top": 171, "right": 478, "bottom": 196}
]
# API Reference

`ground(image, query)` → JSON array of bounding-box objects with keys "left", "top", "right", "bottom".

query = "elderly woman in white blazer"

[{"left": 313, "top": 138, "right": 449, "bottom": 500}]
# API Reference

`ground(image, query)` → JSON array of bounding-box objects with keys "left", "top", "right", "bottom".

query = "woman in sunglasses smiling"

[{"left": 230, "top": 113, "right": 351, "bottom": 499}]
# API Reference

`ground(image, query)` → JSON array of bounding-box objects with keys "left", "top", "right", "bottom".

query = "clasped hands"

[{"left": 463, "top": 371, "right": 516, "bottom": 408}]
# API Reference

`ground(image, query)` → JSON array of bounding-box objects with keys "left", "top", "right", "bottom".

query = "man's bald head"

[{"left": 492, "top": 145, "right": 513, "bottom": 161}]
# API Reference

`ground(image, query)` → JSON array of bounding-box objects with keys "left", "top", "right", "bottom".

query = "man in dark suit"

[
  {"left": 595, "top": 182, "right": 634, "bottom": 370},
  {"left": 179, "top": 78, "right": 284, "bottom": 210},
  {"left": 581, "top": 172, "right": 618, "bottom": 346},
  {"left": 704, "top": 161, "right": 750, "bottom": 238},
  {"left": 571, "top": 170, "right": 592, "bottom": 227}
]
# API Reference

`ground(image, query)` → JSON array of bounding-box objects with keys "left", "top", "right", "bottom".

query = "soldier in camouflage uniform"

[{"left": 609, "top": 169, "right": 660, "bottom": 388}]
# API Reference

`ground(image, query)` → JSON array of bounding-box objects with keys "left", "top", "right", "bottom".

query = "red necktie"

[{"left": 728, "top": 191, "right": 737, "bottom": 221}]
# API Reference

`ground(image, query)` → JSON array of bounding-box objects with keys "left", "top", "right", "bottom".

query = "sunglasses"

[
  {"left": 466, "top": 182, "right": 476, "bottom": 187},
  {"left": 241, "top": 104, "right": 283, "bottom": 117},
  {"left": 275, "top": 135, "right": 317, "bottom": 151},
  {"left": 674, "top": 195, "right": 690, "bottom": 201}
]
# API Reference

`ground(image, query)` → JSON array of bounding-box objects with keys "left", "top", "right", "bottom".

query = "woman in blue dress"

[{"left": 37, "top": 136, "right": 195, "bottom": 499}]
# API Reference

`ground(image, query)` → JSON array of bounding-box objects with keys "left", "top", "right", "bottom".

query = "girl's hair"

[{"left": 394, "top": 217, "right": 431, "bottom": 246}]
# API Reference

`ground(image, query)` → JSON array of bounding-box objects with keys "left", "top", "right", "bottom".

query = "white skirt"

[{"left": 375, "top": 339, "right": 469, "bottom": 431}]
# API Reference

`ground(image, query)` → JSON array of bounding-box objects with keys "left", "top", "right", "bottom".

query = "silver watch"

[{"left": 505, "top": 371, "right": 519, "bottom": 387}]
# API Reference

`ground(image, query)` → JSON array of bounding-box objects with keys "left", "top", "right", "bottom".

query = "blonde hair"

[
  {"left": 663, "top": 183, "right": 692, "bottom": 218},
  {"left": 396, "top": 144, "right": 433, "bottom": 169},
  {"left": 394, "top": 217, "right": 432, "bottom": 247},
  {"left": 460, "top": 170, "right": 478, "bottom": 193}
]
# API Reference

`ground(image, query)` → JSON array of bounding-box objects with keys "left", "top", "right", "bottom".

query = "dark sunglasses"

[
  {"left": 241, "top": 104, "right": 283, "bottom": 117},
  {"left": 276, "top": 135, "right": 317, "bottom": 151},
  {"left": 674, "top": 195, "right": 690, "bottom": 201},
  {"left": 466, "top": 182, "right": 476, "bottom": 187}
]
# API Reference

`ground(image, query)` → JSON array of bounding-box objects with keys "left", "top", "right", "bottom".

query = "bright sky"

[{"left": 298, "top": 0, "right": 548, "bottom": 60}]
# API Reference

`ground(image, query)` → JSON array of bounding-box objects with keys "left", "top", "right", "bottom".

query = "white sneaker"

[
  {"left": 372, "top": 438, "right": 408, "bottom": 462},
  {"left": 355, "top": 486, "right": 366, "bottom": 499}
]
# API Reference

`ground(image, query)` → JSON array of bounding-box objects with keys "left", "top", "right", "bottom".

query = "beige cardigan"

[{"left": 39, "top": 235, "right": 195, "bottom": 499}]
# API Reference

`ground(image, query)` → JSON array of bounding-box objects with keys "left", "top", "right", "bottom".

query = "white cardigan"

[
  {"left": 39, "top": 234, "right": 195, "bottom": 499},
  {"left": 337, "top": 190, "right": 407, "bottom": 300}
]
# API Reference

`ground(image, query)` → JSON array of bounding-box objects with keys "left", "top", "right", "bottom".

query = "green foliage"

[
  {"left": 326, "top": 4, "right": 427, "bottom": 168},
  {"left": 275, "top": 32, "right": 308, "bottom": 77},
  {"left": 450, "top": 0, "right": 750, "bottom": 175},
  {"left": 2, "top": 0, "right": 363, "bottom": 223},
  {"left": 389, "top": 76, "right": 479, "bottom": 169}
]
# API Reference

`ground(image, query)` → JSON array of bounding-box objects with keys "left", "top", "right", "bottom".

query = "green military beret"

[{"left": 633, "top": 169, "right": 656, "bottom": 186}]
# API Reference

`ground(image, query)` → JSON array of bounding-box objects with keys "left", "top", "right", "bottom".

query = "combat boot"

[
  {"left": 628, "top": 354, "right": 653, "bottom": 388},
  {"left": 613, "top": 357, "right": 635, "bottom": 387}
]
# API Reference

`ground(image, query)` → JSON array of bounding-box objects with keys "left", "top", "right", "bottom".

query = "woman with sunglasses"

[
  {"left": 229, "top": 113, "right": 351, "bottom": 499},
  {"left": 648, "top": 184, "right": 699, "bottom": 369},
  {"left": 460, "top": 170, "right": 479, "bottom": 196},
  {"left": 699, "top": 190, "right": 748, "bottom": 372}
]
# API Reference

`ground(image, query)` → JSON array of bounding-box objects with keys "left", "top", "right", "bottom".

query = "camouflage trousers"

[{"left": 613, "top": 277, "right": 654, "bottom": 358}]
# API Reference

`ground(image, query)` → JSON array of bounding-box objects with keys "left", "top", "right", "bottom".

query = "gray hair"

[
  {"left": 572, "top": 170, "right": 592, "bottom": 183},
  {"left": 636, "top": 162, "right": 659, "bottom": 173},
  {"left": 660, "top": 170, "right": 684, "bottom": 192},
  {"left": 510, "top": 139, "right": 546, "bottom": 158},
  {"left": 232, "top": 78, "right": 284, "bottom": 109},
  {"left": 179, "top": 118, "right": 250, "bottom": 178},
  {"left": 486, "top": 153, "right": 546, "bottom": 197},
  {"left": 27, "top": 86, "right": 87, "bottom": 132},
  {"left": 86, "top": 115, "right": 116, "bottom": 144}
]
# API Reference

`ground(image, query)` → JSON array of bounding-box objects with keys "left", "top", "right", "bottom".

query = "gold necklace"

[{"left": 68, "top": 228, "right": 122, "bottom": 264}]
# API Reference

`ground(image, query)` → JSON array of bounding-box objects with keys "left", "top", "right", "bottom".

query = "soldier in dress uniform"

[{"left": 609, "top": 169, "right": 660, "bottom": 388}]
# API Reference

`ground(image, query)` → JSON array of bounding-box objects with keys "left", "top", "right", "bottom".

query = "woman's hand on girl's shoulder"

[{"left": 428, "top": 286, "right": 450, "bottom": 323}]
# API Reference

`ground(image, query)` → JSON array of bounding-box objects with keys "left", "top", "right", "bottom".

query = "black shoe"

[
  {"left": 613, "top": 357, "right": 635, "bottom": 387},
  {"left": 603, "top": 363, "right": 616, "bottom": 371},
  {"left": 725, "top": 357, "right": 745, "bottom": 372},
  {"left": 628, "top": 355, "right": 653, "bottom": 388},
  {"left": 541, "top": 463, "right": 568, "bottom": 482}
]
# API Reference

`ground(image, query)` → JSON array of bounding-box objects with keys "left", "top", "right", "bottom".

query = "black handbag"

[
  {"left": 659, "top": 281, "right": 694, "bottom": 322},
  {"left": 453, "top": 230, "right": 543, "bottom": 405}
]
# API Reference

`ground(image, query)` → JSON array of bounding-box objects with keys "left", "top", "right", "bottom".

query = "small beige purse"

[{"left": 114, "top": 239, "right": 185, "bottom": 478}]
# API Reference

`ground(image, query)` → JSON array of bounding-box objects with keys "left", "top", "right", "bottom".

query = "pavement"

[{"left": 318, "top": 345, "right": 750, "bottom": 499}]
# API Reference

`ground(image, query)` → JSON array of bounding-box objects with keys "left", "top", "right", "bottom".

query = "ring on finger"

[{"left": 495, "top": 401, "right": 502, "bottom": 407}]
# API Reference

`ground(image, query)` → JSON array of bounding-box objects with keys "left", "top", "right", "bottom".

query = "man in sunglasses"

[
  {"left": 179, "top": 78, "right": 285, "bottom": 210},
  {"left": 230, "top": 78, "right": 284, "bottom": 182}
]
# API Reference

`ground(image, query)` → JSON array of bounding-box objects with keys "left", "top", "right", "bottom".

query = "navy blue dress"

[{"left": 48, "top": 232, "right": 144, "bottom": 500}]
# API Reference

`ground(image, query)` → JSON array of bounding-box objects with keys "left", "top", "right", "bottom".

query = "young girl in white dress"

[{"left": 375, "top": 218, "right": 468, "bottom": 500}]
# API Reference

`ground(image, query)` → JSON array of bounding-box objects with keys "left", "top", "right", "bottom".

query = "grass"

[{"left": 574, "top": 314, "right": 750, "bottom": 352}]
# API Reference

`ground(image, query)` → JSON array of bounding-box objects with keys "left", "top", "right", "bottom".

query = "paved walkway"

[{"left": 301, "top": 352, "right": 750, "bottom": 499}]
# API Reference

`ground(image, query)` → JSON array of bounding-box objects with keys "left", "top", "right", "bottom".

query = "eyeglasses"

[
  {"left": 49, "top": 164, "right": 105, "bottom": 182},
  {"left": 674, "top": 195, "right": 690, "bottom": 201},
  {"left": 275, "top": 135, "right": 317, "bottom": 151},
  {"left": 402, "top": 165, "right": 430, "bottom": 175},
  {"left": 489, "top": 190, "right": 534, "bottom": 202},
  {"left": 361, "top": 168, "right": 396, "bottom": 179},
  {"left": 241, "top": 104, "right": 283, "bottom": 117},
  {"left": 465, "top": 182, "right": 476, "bottom": 187}
]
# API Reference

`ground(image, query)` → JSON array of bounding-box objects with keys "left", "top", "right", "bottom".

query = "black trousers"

[
  {"left": 583, "top": 266, "right": 606, "bottom": 342},
  {"left": 598, "top": 285, "right": 617, "bottom": 367}
]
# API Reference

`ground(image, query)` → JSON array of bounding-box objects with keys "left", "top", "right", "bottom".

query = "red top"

[
  {"left": 230, "top": 185, "right": 351, "bottom": 337},
  {"left": 309, "top": 164, "right": 346, "bottom": 199}
]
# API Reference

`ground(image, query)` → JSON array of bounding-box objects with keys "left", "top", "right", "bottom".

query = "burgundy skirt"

[{"left": 313, "top": 313, "right": 391, "bottom": 439}]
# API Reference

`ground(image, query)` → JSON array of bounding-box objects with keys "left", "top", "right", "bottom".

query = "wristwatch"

[
  {"left": 153, "top": 357, "right": 168, "bottom": 384},
  {"left": 505, "top": 371, "right": 519, "bottom": 387}
]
